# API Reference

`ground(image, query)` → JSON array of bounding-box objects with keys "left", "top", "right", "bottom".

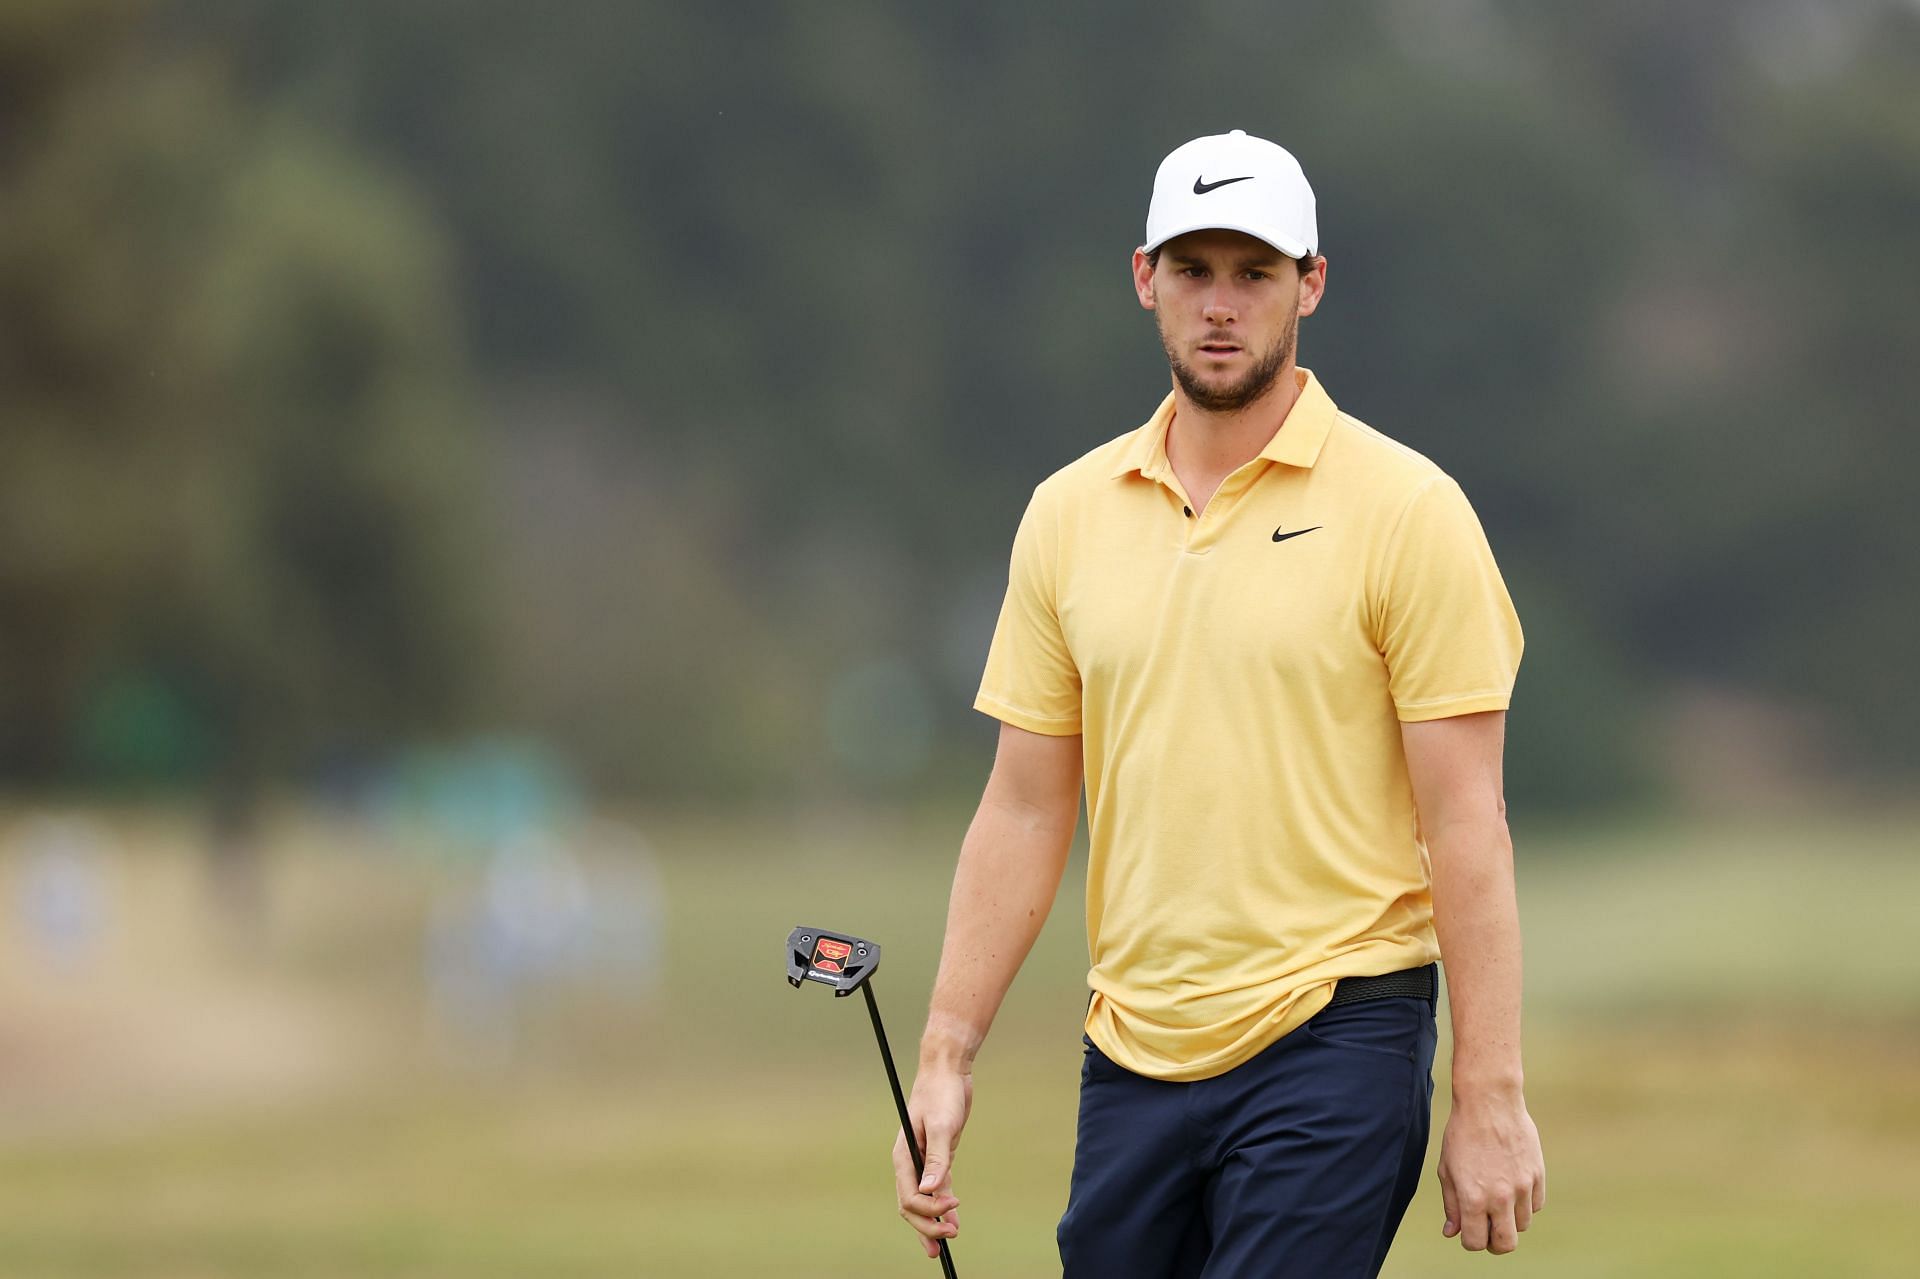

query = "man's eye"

[
  {"left": 1245, "top": 271, "right": 1269, "bottom": 281},
  {"left": 1181, "top": 267, "right": 1206, "bottom": 278}
]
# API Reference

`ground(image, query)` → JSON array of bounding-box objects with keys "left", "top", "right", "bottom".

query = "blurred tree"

[
  {"left": 1707, "top": 11, "right": 1920, "bottom": 770},
  {"left": 0, "top": 0, "right": 491, "bottom": 787},
  {"left": 203, "top": 0, "right": 1675, "bottom": 805},
  {"left": 9, "top": 0, "right": 1914, "bottom": 807}
]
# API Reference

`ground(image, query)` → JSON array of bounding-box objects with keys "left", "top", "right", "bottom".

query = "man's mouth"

[{"left": 1198, "top": 341, "right": 1241, "bottom": 358}]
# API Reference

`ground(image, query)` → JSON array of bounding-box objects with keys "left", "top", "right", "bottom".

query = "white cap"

[{"left": 1142, "top": 129, "right": 1318, "bottom": 259}]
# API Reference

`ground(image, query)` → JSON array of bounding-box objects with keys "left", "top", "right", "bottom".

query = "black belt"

[{"left": 1326, "top": 962, "right": 1438, "bottom": 1008}]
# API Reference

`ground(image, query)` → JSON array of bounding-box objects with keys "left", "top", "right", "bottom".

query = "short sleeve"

[
  {"left": 1373, "top": 475, "right": 1524, "bottom": 722},
  {"left": 974, "top": 487, "right": 1082, "bottom": 735}
]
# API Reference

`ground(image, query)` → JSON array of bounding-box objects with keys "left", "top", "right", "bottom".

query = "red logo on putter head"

[
  {"left": 813, "top": 938, "right": 853, "bottom": 968},
  {"left": 816, "top": 959, "right": 843, "bottom": 973}
]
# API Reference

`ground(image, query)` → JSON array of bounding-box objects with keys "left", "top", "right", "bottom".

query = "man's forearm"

[
  {"left": 1428, "top": 814, "right": 1525, "bottom": 1098},
  {"left": 919, "top": 792, "right": 1076, "bottom": 1070}
]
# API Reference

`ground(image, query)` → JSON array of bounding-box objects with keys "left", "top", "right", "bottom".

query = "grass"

[{"left": 0, "top": 804, "right": 1915, "bottom": 1276}]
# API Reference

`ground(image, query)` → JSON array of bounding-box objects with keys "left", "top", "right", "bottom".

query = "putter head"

[{"left": 786, "top": 926, "right": 881, "bottom": 997}]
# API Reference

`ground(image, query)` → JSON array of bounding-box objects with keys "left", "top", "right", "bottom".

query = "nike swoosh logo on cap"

[{"left": 1193, "top": 175, "right": 1254, "bottom": 194}]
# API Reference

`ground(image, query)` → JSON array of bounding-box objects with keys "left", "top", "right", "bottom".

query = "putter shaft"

[{"left": 864, "top": 981, "right": 958, "bottom": 1278}]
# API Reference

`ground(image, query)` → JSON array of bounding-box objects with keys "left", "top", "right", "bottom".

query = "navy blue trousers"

[{"left": 1057, "top": 995, "right": 1437, "bottom": 1278}]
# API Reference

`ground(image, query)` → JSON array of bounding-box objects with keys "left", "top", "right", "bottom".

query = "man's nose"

[{"left": 1203, "top": 293, "right": 1235, "bottom": 324}]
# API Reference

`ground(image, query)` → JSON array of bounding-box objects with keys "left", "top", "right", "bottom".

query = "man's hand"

[
  {"left": 1436, "top": 1091, "right": 1546, "bottom": 1254},
  {"left": 892, "top": 1063, "right": 973, "bottom": 1258}
]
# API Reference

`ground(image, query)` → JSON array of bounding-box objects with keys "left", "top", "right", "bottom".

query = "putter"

[{"left": 786, "top": 925, "right": 958, "bottom": 1278}]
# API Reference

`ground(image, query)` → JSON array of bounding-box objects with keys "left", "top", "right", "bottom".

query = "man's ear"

[
  {"left": 1132, "top": 247, "right": 1157, "bottom": 310},
  {"left": 1297, "top": 254, "right": 1327, "bottom": 318}
]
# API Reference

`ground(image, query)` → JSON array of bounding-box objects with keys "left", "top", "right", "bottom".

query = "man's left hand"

[{"left": 1436, "top": 1092, "right": 1546, "bottom": 1254}]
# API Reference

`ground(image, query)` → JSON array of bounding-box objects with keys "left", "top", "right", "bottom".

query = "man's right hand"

[{"left": 892, "top": 1063, "right": 973, "bottom": 1258}]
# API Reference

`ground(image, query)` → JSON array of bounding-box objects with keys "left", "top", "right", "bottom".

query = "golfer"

[{"left": 893, "top": 129, "right": 1546, "bottom": 1276}]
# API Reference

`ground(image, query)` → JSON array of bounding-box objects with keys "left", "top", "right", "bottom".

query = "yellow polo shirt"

[{"left": 975, "top": 369, "right": 1523, "bottom": 1081}]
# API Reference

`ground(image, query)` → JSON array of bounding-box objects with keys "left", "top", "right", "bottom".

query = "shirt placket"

[{"left": 1179, "top": 460, "right": 1270, "bottom": 554}]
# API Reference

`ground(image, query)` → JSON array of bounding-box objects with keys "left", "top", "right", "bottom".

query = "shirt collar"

[
  {"left": 1107, "top": 393, "right": 1180, "bottom": 480},
  {"left": 1108, "top": 368, "right": 1338, "bottom": 480}
]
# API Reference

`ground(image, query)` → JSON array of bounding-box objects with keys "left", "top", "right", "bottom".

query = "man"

[{"left": 893, "top": 129, "right": 1546, "bottom": 1276}]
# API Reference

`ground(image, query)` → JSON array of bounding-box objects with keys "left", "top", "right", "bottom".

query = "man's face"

[{"left": 1132, "top": 229, "right": 1326, "bottom": 413}]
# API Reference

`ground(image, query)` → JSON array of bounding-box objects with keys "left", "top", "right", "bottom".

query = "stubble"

[{"left": 1158, "top": 308, "right": 1298, "bottom": 413}]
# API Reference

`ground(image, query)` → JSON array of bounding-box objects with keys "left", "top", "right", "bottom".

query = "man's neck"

[{"left": 1165, "top": 360, "right": 1304, "bottom": 480}]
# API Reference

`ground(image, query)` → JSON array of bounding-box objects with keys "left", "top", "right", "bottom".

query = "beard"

[{"left": 1159, "top": 309, "right": 1297, "bottom": 412}]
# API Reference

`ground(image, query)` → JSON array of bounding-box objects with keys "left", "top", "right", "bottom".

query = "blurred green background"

[{"left": 1, "top": 1, "right": 1915, "bottom": 1274}]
